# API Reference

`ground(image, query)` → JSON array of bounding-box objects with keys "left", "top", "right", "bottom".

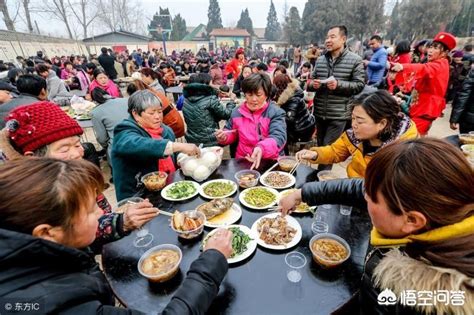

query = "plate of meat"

[
  {"left": 250, "top": 212, "right": 302, "bottom": 250},
  {"left": 196, "top": 198, "right": 242, "bottom": 228}
]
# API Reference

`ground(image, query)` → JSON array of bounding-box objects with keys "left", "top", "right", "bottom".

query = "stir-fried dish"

[
  {"left": 229, "top": 227, "right": 253, "bottom": 258},
  {"left": 244, "top": 187, "right": 276, "bottom": 207},
  {"left": 197, "top": 198, "right": 234, "bottom": 219},
  {"left": 263, "top": 172, "right": 292, "bottom": 188},
  {"left": 166, "top": 181, "right": 197, "bottom": 199},
  {"left": 141, "top": 250, "right": 180, "bottom": 275},
  {"left": 172, "top": 211, "right": 204, "bottom": 231},
  {"left": 280, "top": 189, "right": 310, "bottom": 212},
  {"left": 203, "top": 182, "right": 235, "bottom": 197},
  {"left": 311, "top": 238, "right": 348, "bottom": 262},
  {"left": 257, "top": 215, "right": 296, "bottom": 245}
]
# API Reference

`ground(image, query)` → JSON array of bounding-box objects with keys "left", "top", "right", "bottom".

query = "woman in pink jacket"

[
  {"left": 215, "top": 73, "right": 287, "bottom": 169},
  {"left": 89, "top": 68, "right": 121, "bottom": 98}
]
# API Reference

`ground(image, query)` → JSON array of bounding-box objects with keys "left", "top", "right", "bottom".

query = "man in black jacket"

[
  {"left": 98, "top": 47, "right": 117, "bottom": 80},
  {"left": 308, "top": 25, "right": 365, "bottom": 170},
  {"left": 450, "top": 68, "right": 474, "bottom": 133}
]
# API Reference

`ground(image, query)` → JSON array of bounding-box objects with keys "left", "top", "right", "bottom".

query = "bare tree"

[
  {"left": 38, "top": 0, "right": 74, "bottom": 39},
  {"left": 23, "top": 0, "right": 33, "bottom": 32},
  {"left": 67, "top": 0, "right": 98, "bottom": 38},
  {"left": 95, "top": 0, "right": 144, "bottom": 34},
  {"left": 0, "top": 0, "right": 16, "bottom": 31}
]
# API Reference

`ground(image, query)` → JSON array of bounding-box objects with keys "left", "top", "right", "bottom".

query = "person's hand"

[
  {"left": 245, "top": 146, "right": 263, "bottom": 170},
  {"left": 214, "top": 129, "right": 228, "bottom": 142},
  {"left": 312, "top": 79, "right": 321, "bottom": 89},
  {"left": 122, "top": 199, "right": 159, "bottom": 232},
  {"left": 295, "top": 149, "right": 317, "bottom": 161},
  {"left": 278, "top": 189, "right": 302, "bottom": 216},
  {"left": 450, "top": 123, "right": 459, "bottom": 130},
  {"left": 363, "top": 60, "right": 369, "bottom": 67},
  {"left": 176, "top": 143, "right": 201, "bottom": 157},
  {"left": 204, "top": 228, "right": 233, "bottom": 258},
  {"left": 391, "top": 63, "right": 403, "bottom": 72},
  {"left": 327, "top": 79, "right": 338, "bottom": 90}
]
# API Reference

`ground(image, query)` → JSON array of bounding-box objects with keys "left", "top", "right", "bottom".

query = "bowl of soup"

[
  {"left": 235, "top": 170, "right": 260, "bottom": 188},
  {"left": 309, "top": 233, "right": 351, "bottom": 268},
  {"left": 138, "top": 244, "right": 182, "bottom": 282},
  {"left": 141, "top": 171, "right": 168, "bottom": 191},
  {"left": 277, "top": 156, "right": 298, "bottom": 172}
]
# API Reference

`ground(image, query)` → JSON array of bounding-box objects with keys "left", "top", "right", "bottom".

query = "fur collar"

[
  {"left": 276, "top": 79, "right": 301, "bottom": 106},
  {"left": 0, "top": 129, "right": 24, "bottom": 160},
  {"left": 373, "top": 249, "right": 474, "bottom": 315}
]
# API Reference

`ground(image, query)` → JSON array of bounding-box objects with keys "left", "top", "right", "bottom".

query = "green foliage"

[
  {"left": 149, "top": 8, "right": 172, "bottom": 40},
  {"left": 346, "top": 0, "right": 385, "bottom": 41},
  {"left": 171, "top": 14, "right": 188, "bottom": 41},
  {"left": 265, "top": 0, "right": 281, "bottom": 41},
  {"left": 447, "top": 0, "right": 473, "bottom": 37},
  {"left": 302, "top": 0, "right": 346, "bottom": 44},
  {"left": 237, "top": 8, "right": 254, "bottom": 36},
  {"left": 207, "top": 0, "right": 223, "bottom": 35},
  {"left": 283, "top": 6, "right": 303, "bottom": 45},
  {"left": 387, "top": 0, "right": 401, "bottom": 43}
]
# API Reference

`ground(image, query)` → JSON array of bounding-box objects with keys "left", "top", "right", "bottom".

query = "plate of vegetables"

[
  {"left": 199, "top": 179, "right": 238, "bottom": 199},
  {"left": 239, "top": 186, "right": 279, "bottom": 210},
  {"left": 161, "top": 181, "right": 200, "bottom": 201},
  {"left": 203, "top": 225, "right": 257, "bottom": 264}
]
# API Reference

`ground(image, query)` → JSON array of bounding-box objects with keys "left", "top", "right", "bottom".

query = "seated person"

[
  {"left": 36, "top": 63, "right": 73, "bottom": 106},
  {"left": 111, "top": 90, "right": 200, "bottom": 200},
  {"left": 182, "top": 73, "right": 236, "bottom": 147},
  {"left": 1, "top": 102, "right": 156, "bottom": 246},
  {"left": 296, "top": 90, "right": 418, "bottom": 178},
  {"left": 0, "top": 158, "right": 233, "bottom": 314},
  {"left": 140, "top": 67, "right": 165, "bottom": 93},
  {"left": 89, "top": 68, "right": 120, "bottom": 98},
  {"left": 215, "top": 73, "right": 286, "bottom": 169},
  {"left": 232, "top": 65, "right": 252, "bottom": 98},
  {"left": 280, "top": 138, "right": 474, "bottom": 314}
]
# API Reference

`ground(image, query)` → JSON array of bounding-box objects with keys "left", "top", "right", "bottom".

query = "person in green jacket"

[
  {"left": 182, "top": 73, "right": 236, "bottom": 147},
  {"left": 112, "top": 90, "right": 200, "bottom": 201}
]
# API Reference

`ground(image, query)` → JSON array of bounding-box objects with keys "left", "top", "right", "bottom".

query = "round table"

[{"left": 102, "top": 159, "right": 372, "bottom": 314}]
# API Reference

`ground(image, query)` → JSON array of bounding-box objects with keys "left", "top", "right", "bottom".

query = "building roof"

[
  {"left": 82, "top": 30, "right": 151, "bottom": 43},
  {"left": 182, "top": 24, "right": 207, "bottom": 41},
  {"left": 209, "top": 28, "right": 250, "bottom": 37},
  {"left": 253, "top": 28, "right": 265, "bottom": 39}
]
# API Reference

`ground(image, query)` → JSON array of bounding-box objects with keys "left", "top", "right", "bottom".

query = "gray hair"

[{"left": 127, "top": 89, "right": 162, "bottom": 115}]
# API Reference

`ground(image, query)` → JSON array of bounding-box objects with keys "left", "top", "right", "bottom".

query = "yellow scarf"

[{"left": 370, "top": 215, "right": 474, "bottom": 247}]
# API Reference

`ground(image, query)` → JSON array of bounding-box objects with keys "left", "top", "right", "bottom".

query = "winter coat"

[
  {"left": 308, "top": 114, "right": 418, "bottom": 178},
  {"left": 225, "top": 58, "right": 246, "bottom": 81},
  {"left": 0, "top": 228, "right": 228, "bottom": 315},
  {"left": 149, "top": 79, "right": 165, "bottom": 93},
  {"left": 300, "top": 179, "right": 474, "bottom": 315},
  {"left": 114, "top": 61, "right": 125, "bottom": 78},
  {"left": 89, "top": 79, "right": 120, "bottom": 98},
  {"left": 210, "top": 64, "right": 224, "bottom": 86},
  {"left": 276, "top": 79, "right": 315, "bottom": 142},
  {"left": 111, "top": 117, "right": 175, "bottom": 201},
  {"left": 0, "top": 94, "right": 40, "bottom": 129},
  {"left": 450, "top": 69, "right": 474, "bottom": 125},
  {"left": 182, "top": 83, "right": 235, "bottom": 147},
  {"left": 218, "top": 101, "right": 287, "bottom": 160},
  {"left": 46, "top": 70, "right": 73, "bottom": 106},
  {"left": 367, "top": 47, "right": 388, "bottom": 85},
  {"left": 98, "top": 53, "right": 117, "bottom": 79},
  {"left": 309, "top": 47, "right": 365, "bottom": 120},
  {"left": 396, "top": 58, "right": 450, "bottom": 120}
]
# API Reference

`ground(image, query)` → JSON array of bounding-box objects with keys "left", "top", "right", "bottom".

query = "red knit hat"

[
  {"left": 5, "top": 101, "right": 83, "bottom": 153},
  {"left": 433, "top": 32, "right": 456, "bottom": 51}
]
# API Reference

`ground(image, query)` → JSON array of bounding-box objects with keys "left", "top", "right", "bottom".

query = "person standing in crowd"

[
  {"left": 140, "top": 68, "right": 165, "bottom": 93},
  {"left": 387, "top": 40, "right": 412, "bottom": 93},
  {"left": 287, "top": 45, "right": 294, "bottom": 68},
  {"left": 210, "top": 60, "right": 224, "bottom": 87},
  {"left": 232, "top": 65, "right": 252, "bottom": 98},
  {"left": 446, "top": 50, "right": 469, "bottom": 103},
  {"left": 308, "top": 25, "right": 365, "bottom": 170},
  {"left": 89, "top": 68, "right": 120, "bottom": 98},
  {"left": 225, "top": 48, "right": 246, "bottom": 81},
  {"left": 0, "top": 75, "right": 48, "bottom": 128},
  {"left": 364, "top": 35, "right": 388, "bottom": 87},
  {"left": 98, "top": 47, "right": 117, "bottom": 80},
  {"left": 462, "top": 44, "right": 473, "bottom": 65},
  {"left": 412, "top": 40, "right": 428, "bottom": 63},
  {"left": 450, "top": 68, "right": 474, "bottom": 133},
  {"left": 305, "top": 43, "right": 319, "bottom": 68},
  {"left": 390, "top": 32, "right": 455, "bottom": 136},
  {"left": 36, "top": 64, "right": 73, "bottom": 106}
]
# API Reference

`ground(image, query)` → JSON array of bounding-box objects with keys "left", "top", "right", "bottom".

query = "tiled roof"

[{"left": 209, "top": 28, "right": 250, "bottom": 37}]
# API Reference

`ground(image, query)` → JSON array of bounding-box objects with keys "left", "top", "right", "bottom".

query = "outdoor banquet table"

[{"left": 102, "top": 159, "right": 372, "bottom": 314}]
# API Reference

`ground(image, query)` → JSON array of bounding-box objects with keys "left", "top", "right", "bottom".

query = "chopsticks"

[
  {"left": 126, "top": 200, "right": 174, "bottom": 217},
  {"left": 267, "top": 206, "right": 281, "bottom": 212},
  {"left": 289, "top": 161, "right": 300, "bottom": 175},
  {"left": 262, "top": 162, "right": 279, "bottom": 177}
]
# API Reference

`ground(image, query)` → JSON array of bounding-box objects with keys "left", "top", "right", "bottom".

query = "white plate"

[
  {"left": 278, "top": 189, "right": 315, "bottom": 214},
  {"left": 203, "top": 225, "right": 257, "bottom": 264},
  {"left": 198, "top": 203, "right": 242, "bottom": 228},
  {"left": 238, "top": 187, "right": 279, "bottom": 210},
  {"left": 260, "top": 171, "right": 296, "bottom": 190},
  {"left": 199, "top": 179, "right": 238, "bottom": 199},
  {"left": 251, "top": 212, "right": 302, "bottom": 250},
  {"left": 161, "top": 181, "right": 200, "bottom": 201}
]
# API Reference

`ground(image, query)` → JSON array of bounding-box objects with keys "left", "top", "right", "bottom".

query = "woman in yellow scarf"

[{"left": 279, "top": 138, "right": 474, "bottom": 314}]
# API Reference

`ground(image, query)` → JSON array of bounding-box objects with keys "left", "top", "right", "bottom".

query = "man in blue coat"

[{"left": 364, "top": 35, "right": 388, "bottom": 86}]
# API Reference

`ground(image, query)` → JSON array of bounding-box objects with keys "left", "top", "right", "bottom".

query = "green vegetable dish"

[
  {"left": 244, "top": 187, "right": 276, "bottom": 207},
  {"left": 203, "top": 182, "right": 235, "bottom": 197},
  {"left": 229, "top": 227, "right": 253, "bottom": 258},
  {"left": 166, "top": 182, "right": 197, "bottom": 199}
]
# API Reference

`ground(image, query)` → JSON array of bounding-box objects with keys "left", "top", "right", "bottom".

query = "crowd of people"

[{"left": 0, "top": 22, "right": 473, "bottom": 314}]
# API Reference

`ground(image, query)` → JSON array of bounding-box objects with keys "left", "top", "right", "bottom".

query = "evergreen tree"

[
  {"left": 304, "top": 0, "right": 346, "bottom": 44},
  {"left": 387, "top": 0, "right": 401, "bottom": 43},
  {"left": 302, "top": 0, "right": 317, "bottom": 44},
  {"left": 347, "top": 0, "right": 385, "bottom": 41},
  {"left": 149, "top": 7, "right": 173, "bottom": 40},
  {"left": 237, "top": 8, "right": 254, "bottom": 35},
  {"left": 447, "top": 0, "right": 473, "bottom": 37},
  {"left": 283, "top": 6, "right": 303, "bottom": 45},
  {"left": 171, "top": 14, "right": 188, "bottom": 41},
  {"left": 207, "top": 0, "right": 223, "bottom": 35},
  {"left": 264, "top": 0, "right": 281, "bottom": 41}
]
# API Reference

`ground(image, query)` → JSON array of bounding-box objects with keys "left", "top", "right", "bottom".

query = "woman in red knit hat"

[
  {"left": 0, "top": 101, "right": 158, "bottom": 248},
  {"left": 389, "top": 32, "right": 456, "bottom": 135},
  {"left": 225, "top": 48, "right": 247, "bottom": 81}
]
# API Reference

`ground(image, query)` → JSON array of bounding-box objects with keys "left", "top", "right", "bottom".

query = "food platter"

[
  {"left": 197, "top": 201, "right": 242, "bottom": 228},
  {"left": 238, "top": 186, "right": 279, "bottom": 210},
  {"left": 161, "top": 181, "right": 200, "bottom": 201},
  {"left": 199, "top": 179, "right": 238, "bottom": 199},
  {"left": 278, "top": 189, "right": 315, "bottom": 214},
  {"left": 260, "top": 171, "right": 296, "bottom": 190},
  {"left": 251, "top": 212, "right": 302, "bottom": 250},
  {"left": 203, "top": 225, "right": 257, "bottom": 264}
]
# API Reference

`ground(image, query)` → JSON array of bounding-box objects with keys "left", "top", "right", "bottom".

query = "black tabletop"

[{"left": 102, "top": 159, "right": 372, "bottom": 315}]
